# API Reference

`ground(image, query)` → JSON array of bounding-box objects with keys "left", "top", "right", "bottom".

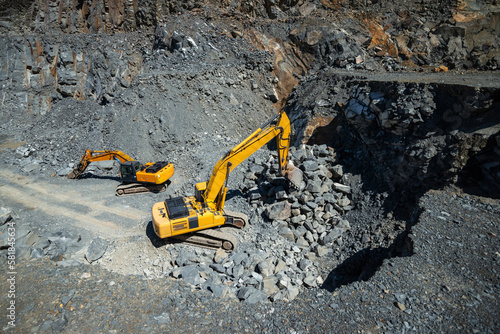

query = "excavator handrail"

[{"left": 203, "top": 111, "right": 293, "bottom": 207}]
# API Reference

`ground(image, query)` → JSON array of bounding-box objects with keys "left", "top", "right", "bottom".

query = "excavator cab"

[
  {"left": 195, "top": 182, "right": 207, "bottom": 202},
  {"left": 120, "top": 161, "right": 142, "bottom": 183}
]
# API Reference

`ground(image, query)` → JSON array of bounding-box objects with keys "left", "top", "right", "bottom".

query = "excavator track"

[
  {"left": 171, "top": 211, "right": 247, "bottom": 251},
  {"left": 172, "top": 229, "right": 238, "bottom": 251},
  {"left": 115, "top": 183, "right": 166, "bottom": 196},
  {"left": 223, "top": 210, "right": 248, "bottom": 228}
]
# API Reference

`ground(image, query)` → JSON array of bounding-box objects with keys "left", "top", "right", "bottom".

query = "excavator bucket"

[{"left": 286, "top": 161, "right": 303, "bottom": 189}]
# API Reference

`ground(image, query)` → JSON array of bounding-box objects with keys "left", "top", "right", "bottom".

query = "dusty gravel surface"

[{"left": 1, "top": 179, "right": 498, "bottom": 333}]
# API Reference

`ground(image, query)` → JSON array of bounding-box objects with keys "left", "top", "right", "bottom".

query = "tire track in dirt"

[{"left": 0, "top": 169, "right": 147, "bottom": 236}]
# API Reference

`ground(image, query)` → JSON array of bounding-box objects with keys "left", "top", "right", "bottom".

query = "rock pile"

[
  {"left": 245, "top": 145, "right": 353, "bottom": 251},
  {"left": 139, "top": 144, "right": 356, "bottom": 303}
]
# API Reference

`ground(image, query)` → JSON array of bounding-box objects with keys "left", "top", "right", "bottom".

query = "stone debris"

[
  {"left": 86, "top": 238, "right": 108, "bottom": 263},
  {"left": 132, "top": 144, "right": 357, "bottom": 302}
]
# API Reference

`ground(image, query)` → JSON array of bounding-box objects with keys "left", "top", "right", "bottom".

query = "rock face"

[
  {"left": 1, "top": 0, "right": 498, "bottom": 118},
  {"left": 287, "top": 70, "right": 500, "bottom": 199}
]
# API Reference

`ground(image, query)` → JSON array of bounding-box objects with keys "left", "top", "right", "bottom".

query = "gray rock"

[
  {"left": 338, "top": 197, "right": 351, "bottom": 207},
  {"left": 231, "top": 264, "right": 245, "bottom": 279},
  {"left": 257, "top": 259, "right": 275, "bottom": 278},
  {"left": 303, "top": 275, "right": 317, "bottom": 288},
  {"left": 171, "top": 267, "right": 182, "bottom": 279},
  {"left": 305, "top": 230, "right": 315, "bottom": 243},
  {"left": 228, "top": 252, "right": 248, "bottom": 266},
  {"left": 338, "top": 219, "right": 351, "bottom": 231},
  {"left": 332, "top": 182, "right": 351, "bottom": 194},
  {"left": 315, "top": 245, "right": 329, "bottom": 257},
  {"left": 305, "top": 179, "right": 322, "bottom": 193},
  {"left": 251, "top": 271, "right": 263, "bottom": 282},
  {"left": 262, "top": 276, "right": 280, "bottom": 295},
  {"left": 58, "top": 167, "right": 74, "bottom": 177},
  {"left": 206, "top": 280, "right": 229, "bottom": 298},
  {"left": 248, "top": 190, "right": 262, "bottom": 201},
  {"left": 30, "top": 248, "right": 45, "bottom": 258},
  {"left": 293, "top": 225, "right": 307, "bottom": 238},
  {"left": 298, "top": 258, "right": 312, "bottom": 271},
  {"left": 209, "top": 263, "right": 226, "bottom": 273},
  {"left": 237, "top": 286, "right": 267, "bottom": 304},
  {"left": 175, "top": 251, "right": 195, "bottom": 267},
  {"left": 323, "top": 227, "right": 344, "bottom": 244},
  {"left": 291, "top": 215, "right": 306, "bottom": 225},
  {"left": 85, "top": 238, "right": 108, "bottom": 263},
  {"left": 394, "top": 293, "right": 407, "bottom": 304},
  {"left": 153, "top": 312, "right": 171, "bottom": 324},
  {"left": 331, "top": 165, "right": 344, "bottom": 178},
  {"left": 266, "top": 201, "right": 291, "bottom": 220},
  {"left": 295, "top": 236, "right": 309, "bottom": 247},
  {"left": 62, "top": 289, "right": 76, "bottom": 306},
  {"left": 306, "top": 201, "right": 318, "bottom": 210},
  {"left": 285, "top": 286, "right": 300, "bottom": 301},
  {"left": 214, "top": 248, "right": 228, "bottom": 263},
  {"left": 278, "top": 226, "right": 295, "bottom": 241},
  {"left": 21, "top": 162, "right": 39, "bottom": 173},
  {"left": 302, "top": 159, "right": 319, "bottom": 171},
  {"left": 92, "top": 160, "right": 115, "bottom": 170},
  {"left": 275, "top": 190, "right": 288, "bottom": 200},
  {"left": 180, "top": 265, "right": 201, "bottom": 286},
  {"left": 269, "top": 176, "right": 287, "bottom": 186}
]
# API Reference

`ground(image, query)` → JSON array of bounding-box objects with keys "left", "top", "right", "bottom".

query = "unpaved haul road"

[{"left": 0, "top": 168, "right": 150, "bottom": 237}]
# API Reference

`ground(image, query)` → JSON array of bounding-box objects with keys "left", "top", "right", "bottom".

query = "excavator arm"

[
  {"left": 203, "top": 111, "right": 300, "bottom": 209},
  {"left": 68, "top": 149, "right": 135, "bottom": 179}
]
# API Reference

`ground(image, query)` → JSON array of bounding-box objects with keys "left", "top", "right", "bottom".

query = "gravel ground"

[{"left": 1, "top": 185, "right": 498, "bottom": 333}]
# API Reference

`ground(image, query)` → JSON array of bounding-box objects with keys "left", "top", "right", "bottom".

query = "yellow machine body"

[
  {"left": 152, "top": 183, "right": 227, "bottom": 239},
  {"left": 69, "top": 149, "right": 174, "bottom": 186},
  {"left": 152, "top": 111, "right": 302, "bottom": 240},
  {"left": 133, "top": 162, "right": 175, "bottom": 184}
]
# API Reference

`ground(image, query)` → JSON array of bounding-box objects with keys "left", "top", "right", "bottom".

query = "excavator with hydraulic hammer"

[
  {"left": 152, "top": 110, "right": 302, "bottom": 251},
  {"left": 68, "top": 150, "right": 174, "bottom": 196}
]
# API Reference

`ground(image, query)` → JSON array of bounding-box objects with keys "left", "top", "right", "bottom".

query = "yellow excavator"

[
  {"left": 68, "top": 150, "right": 174, "bottom": 196},
  {"left": 152, "top": 111, "right": 302, "bottom": 250}
]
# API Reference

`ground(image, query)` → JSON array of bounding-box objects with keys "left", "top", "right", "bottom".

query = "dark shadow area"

[
  {"left": 457, "top": 132, "right": 500, "bottom": 199},
  {"left": 74, "top": 172, "right": 121, "bottom": 182},
  {"left": 226, "top": 189, "right": 245, "bottom": 202},
  {"left": 322, "top": 230, "right": 414, "bottom": 292},
  {"left": 145, "top": 220, "right": 182, "bottom": 248}
]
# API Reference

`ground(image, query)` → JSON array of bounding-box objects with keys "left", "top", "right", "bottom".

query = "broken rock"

[
  {"left": 266, "top": 201, "right": 292, "bottom": 220},
  {"left": 85, "top": 237, "right": 108, "bottom": 263}
]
